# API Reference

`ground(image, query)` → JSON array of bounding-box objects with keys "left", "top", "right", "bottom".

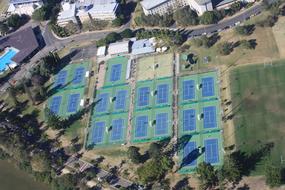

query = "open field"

[
  {"left": 136, "top": 53, "right": 173, "bottom": 81},
  {"left": 230, "top": 59, "right": 285, "bottom": 174},
  {"left": 272, "top": 17, "right": 285, "bottom": 58}
]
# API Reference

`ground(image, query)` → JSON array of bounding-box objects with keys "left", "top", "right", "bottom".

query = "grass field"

[
  {"left": 272, "top": 17, "right": 285, "bottom": 58},
  {"left": 230, "top": 59, "right": 285, "bottom": 174},
  {"left": 136, "top": 53, "right": 173, "bottom": 81}
]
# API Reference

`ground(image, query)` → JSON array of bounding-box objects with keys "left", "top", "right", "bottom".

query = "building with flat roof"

[
  {"left": 76, "top": 0, "right": 119, "bottom": 23},
  {"left": 0, "top": 27, "right": 39, "bottom": 64},
  {"left": 97, "top": 46, "right": 106, "bottom": 57},
  {"left": 57, "top": 2, "right": 77, "bottom": 27},
  {"left": 131, "top": 38, "right": 156, "bottom": 55},
  {"left": 141, "top": 0, "right": 187, "bottom": 15},
  {"left": 108, "top": 41, "right": 130, "bottom": 55},
  {"left": 7, "top": 0, "right": 43, "bottom": 15}
]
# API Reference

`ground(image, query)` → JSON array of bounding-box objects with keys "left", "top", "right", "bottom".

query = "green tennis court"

[
  {"left": 131, "top": 106, "right": 172, "bottom": 143},
  {"left": 104, "top": 56, "right": 129, "bottom": 87},
  {"left": 178, "top": 71, "right": 223, "bottom": 173}
]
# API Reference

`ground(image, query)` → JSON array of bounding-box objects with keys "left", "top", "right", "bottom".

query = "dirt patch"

[{"left": 236, "top": 176, "right": 285, "bottom": 190}]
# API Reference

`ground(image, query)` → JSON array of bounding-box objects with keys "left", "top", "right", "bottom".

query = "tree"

[
  {"left": 219, "top": 155, "right": 242, "bottom": 185},
  {"left": 105, "top": 32, "right": 122, "bottom": 44},
  {"left": 265, "top": 163, "right": 283, "bottom": 187},
  {"left": 196, "top": 162, "right": 218, "bottom": 189},
  {"left": 127, "top": 146, "right": 142, "bottom": 164},
  {"left": 137, "top": 156, "right": 173, "bottom": 184},
  {"left": 31, "top": 151, "right": 51, "bottom": 172},
  {"left": 7, "top": 86, "right": 19, "bottom": 106},
  {"left": 217, "top": 42, "right": 233, "bottom": 55},
  {"left": 235, "top": 25, "right": 254, "bottom": 36},
  {"left": 174, "top": 6, "right": 198, "bottom": 26},
  {"left": 31, "top": 75, "right": 46, "bottom": 99},
  {"left": 200, "top": 11, "right": 219, "bottom": 25},
  {"left": 45, "top": 108, "right": 64, "bottom": 130},
  {"left": 148, "top": 142, "right": 161, "bottom": 158},
  {"left": 120, "top": 29, "right": 134, "bottom": 38},
  {"left": 32, "top": 7, "right": 47, "bottom": 21},
  {"left": 240, "top": 39, "right": 255, "bottom": 49},
  {"left": 112, "top": 14, "right": 124, "bottom": 27},
  {"left": 23, "top": 81, "right": 35, "bottom": 105},
  {"left": 0, "top": 22, "right": 9, "bottom": 35},
  {"left": 230, "top": 2, "right": 243, "bottom": 13},
  {"left": 7, "top": 14, "right": 22, "bottom": 29}
]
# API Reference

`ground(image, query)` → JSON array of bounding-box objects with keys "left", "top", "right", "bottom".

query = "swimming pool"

[{"left": 0, "top": 48, "right": 18, "bottom": 72}]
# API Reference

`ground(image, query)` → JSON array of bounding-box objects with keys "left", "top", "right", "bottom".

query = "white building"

[
  {"left": 131, "top": 38, "right": 156, "bottom": 55},
  {"left": 141, "top": 0, "right": 187, "bottom": 15},
  {"left": 108, "top": 41, "right": 130, "bottom": 55},
  {"left": 76, "top": 0, "right": 119, "bottom": 23},
  {"left": 97, "top": 46, "right": 106, "bottom": 57},
  {"left": 187, "top": 0, "right": 213, "bottom": 15},
  {"left": 7, "top": 0, "right": 43, "bottom": 15},
  {"left": 57, "top": 3, "right": 77, "bottom": 27},
  {"left": 140, "top": 0, "right": 213, "bottom": 16}
]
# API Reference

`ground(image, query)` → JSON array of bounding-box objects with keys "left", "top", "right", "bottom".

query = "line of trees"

[{"left": 0, "top": 14, "right": 30, "bottom": 36}]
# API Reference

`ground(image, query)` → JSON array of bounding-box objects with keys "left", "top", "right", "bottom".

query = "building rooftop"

[
  {"left": 0, "top": 27, "right": 39, "bottom": 63},
  {"left": 10, "top": 0, "right": 41, "bottom": 4},
  {"left": 97, "top": 46, "right": 106, "bottom": 56},
  {"left": 140, "top": 0, "right": 169, "bottom": 10},
  {"left": 108, "top": 41, "right": 130, "bottom": 55},
  {"left": 214, "top": 0, "right": 235, "bottom": 7},
  {"left": 77, "top": 0, "right": 118, "bottom": 14},
  {"left": 131, "top": 39, "right": 155, "bottom": 55},
  {"left": 58, "top": 3, "right": 76, "bottom": 20},
  {"left": 193, "top": 0, "right": 212, "bottom": 5}
]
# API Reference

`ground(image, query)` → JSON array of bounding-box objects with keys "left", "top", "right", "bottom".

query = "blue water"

[{"left": 0, "top": 49, "right": 18, "bottom": 71}]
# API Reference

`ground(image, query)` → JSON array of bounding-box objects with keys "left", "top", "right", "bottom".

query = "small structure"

[
  {"left": 76, "top": 0, "right": 119, "bottom": 23},
  {"left": 131, "top": 38, "right": 156, "bottom": 56},
  {"left": 57, "top": 3, "right": 77, "bottom": 27},
  {"left": 7, "top": 0, "right": 43, "bottom": 15},
  {"left": 97, "top": 46, "right": 106, "bottom": 57},
  {"left": 108, "top": 41, "right": 130, "bottom": 56}
]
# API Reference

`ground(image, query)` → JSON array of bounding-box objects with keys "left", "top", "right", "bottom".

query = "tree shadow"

[
  {"left": 180, "top": 147, "right": 204, "bottom": 169},
  {"left": 120, "top": 1, "right": 137, "bottom": 24},
  {"left": 208, "top": 33, "right": 221, "bottom": 47},
  {"left": 248, "top": 39, "right": 257, "bottom": 49},
  {"left": 46, "top": 80, "right": 73, "bottom": 97},
  {"left": 173, "top": 177, "right": 192, "bottom": 190},
  {"left": 177, "top": 134, "right": 192, "bottom": 151},
  {"left": 231, "top": 142, "right": 274, "bottom": 176}
]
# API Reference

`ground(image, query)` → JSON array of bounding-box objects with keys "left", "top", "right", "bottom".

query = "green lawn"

[{"left": 230, "top": 59, "right": 285, "bottom": 174}]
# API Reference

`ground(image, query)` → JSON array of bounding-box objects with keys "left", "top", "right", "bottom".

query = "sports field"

[
  {"left": 134, "top": 77, "right": 173, "bottom": 110},
  {"left": 87, "top": 84, "right": 131, "bottom": 147},
  {"left": 136, "top": 53, "right": 173, "bottom": 81},
  {"left": 178, "top": 71, "right": 224, "bottom": 173},
  {"left": 47, "top": 61, "right": 90, "bottom": 117},
  {"left": 104, "top": 56, "right": 129, "bottom": 87},
  {"left": 230, "top": 60, "right": 285, "bottom": 174}
]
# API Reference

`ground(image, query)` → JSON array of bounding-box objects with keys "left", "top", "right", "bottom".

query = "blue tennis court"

[
  {"left": 110, "top": 64, "right": 122, "bottom": 82},
  {"left": 96, "top": 93, "right": 109, "bottom": 112},
  {"left": 135, "top": 116, "right": 148, "bottom": 138},
  {"left": 50, "top": 96, "right": 62, "bottom": 114},
  {"left": 115, "top": 90, "right": 127, "bottom": 110},
  {"left": 155, "top": 113, "right": 168, "bottom": 136},
  {"left": 111, "top": 119, "right": 124, "bottom": 141},
  {"left": 55, "top": 70, "right": 67, "bottom": 86},
  {"left": 73, "top": 67, "right": 85, "bottom": 84},
  {"left": 183, "top": 80, "right": 195, "bottom": 100},
  {"left": 202, "top": 77, "right": 214, "bottom": 97},
  {"left": 156, "top": 84, "right": 169, "bottom": 104},
  {"left": 67, "top": 93, "right": 80, "bottom": 113},
  {"left": 92, "top": 122, "right": 105, "bottom": 144},
  {"left": 137, "top": 87, "right": 150, "bottom": 107},
  {"left": 204, "top": 138, "right": 219, "bottom": 164},
  {"left": 203, "top": 106, "right": 217, "bottom": 129},
  {"left": 183, "top": 141, "right": 197, "bottom": 166},
  {"left": 183, "top": 109, "right": 196, "bottom": 132}
]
